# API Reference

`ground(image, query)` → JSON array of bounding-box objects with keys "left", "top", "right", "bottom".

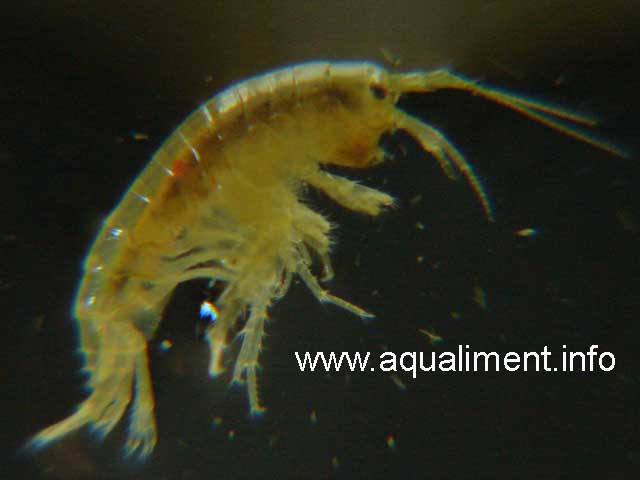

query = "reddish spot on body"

[{"left": 172, "top": 158, "right": 191, "bottom": 178}]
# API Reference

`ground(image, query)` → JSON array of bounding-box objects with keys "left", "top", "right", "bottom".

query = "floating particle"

[
  {"left": 131, "top": 131, "right": 150, "bottom": 141},
  {"left": 159, "top": 339, "right": 173, "bottom": 352},
  {"left": 419, "top": 328, "right": 443, "bottom": 345},
  {"left": 310, "top": 409, "right": 318, "bottom": 425},
  {"left": 397, "top": 143, "right": 408, "bottom": 157},
  {"left": 211, "top": 417, "right": 223, "bottom": 428},
  {"left": 386, "top": 435, "right": 396, "bottom": 449},
  {"left": 616, "top": 374, "right": 639, "bottom": 385},
  {"left": 616, "top": 209, "right": 638, "bottom": 233},
  {"left": 380, "top": 48, "right": 401, "bottom": 68},
  {"left": 389, "top": 373, "right": 407, "bottom": 390},
  {"left": 227, "top": 429, "right": 236, "bottom": 440},
  {"left": 31, "top": 315, "right": 45, "bottom": 334},
  {"left": 415, "top": 221, "right": 425, "bottom": 231},
  {"left": 515, "top": 228, "right": 537, "bottom": 237},
  {"left": 268, "top": 434, "right": 279, "bottom": 447},
  {"left": 473, "top": 286, "right": 487, "bottom": 310},
  {"left": 409, "top": 194, "right": 423, "bottom": 206},
  {"left": 489, "top": 59, "right": 524, "bottom": 80}
]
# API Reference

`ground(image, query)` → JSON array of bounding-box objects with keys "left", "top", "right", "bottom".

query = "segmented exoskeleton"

[{"left": 27, "top": 61, "right": 623, "bottom": 457}]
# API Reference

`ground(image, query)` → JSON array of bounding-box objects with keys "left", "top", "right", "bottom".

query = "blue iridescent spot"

[{"left": 200, "top": 300, "right": 219, "bottom": 322}]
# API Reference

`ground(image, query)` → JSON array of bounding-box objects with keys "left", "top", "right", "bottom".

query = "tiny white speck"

[
  {"left": 86, "top": 295, "right": 96, "bottom": 306},
  {"left": 190, "top": 146, "right": 201, "bottom": 163},
  {"left": 179, "top": 132, "right": 201, "bottom": 163},
  {"left": 92, "top": 265, "right": 104, "bottom": 272},
  {"left": 110, "top": 228, "right": 123, "bottom": 237},
  {"left": 164, "top": 167, "right": 175, "bottom": 177},
  {"left": 201, "top": 105, "right": 213, "bottom": 124},
  {"left": 135, "top": 192, "right": 150, "bottom": 203},
  {"left": 178, "top": 131, "right": 189, "bottom": 146}
]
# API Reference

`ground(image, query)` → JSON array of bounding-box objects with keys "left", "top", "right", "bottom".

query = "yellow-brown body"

[{"left": 28, "top": 61, "right": 621, "bottom": 457}]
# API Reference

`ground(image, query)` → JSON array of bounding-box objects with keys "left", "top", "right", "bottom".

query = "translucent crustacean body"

[{"left": 27, "top": 61, "right": 622, "bottom": 457}]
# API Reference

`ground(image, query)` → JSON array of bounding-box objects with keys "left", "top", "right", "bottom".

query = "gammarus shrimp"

[{"left": 26, "top": 60, "right": 624, "bottom": 458}]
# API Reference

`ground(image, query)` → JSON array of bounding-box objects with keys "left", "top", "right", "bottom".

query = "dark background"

[{"left": 2, "top": 1, "right": 639, "bottom": 479}]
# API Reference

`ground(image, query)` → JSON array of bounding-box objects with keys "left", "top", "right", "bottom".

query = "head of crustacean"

[{"left": 323, "top": 69, "right": 399, "bottom": 169}]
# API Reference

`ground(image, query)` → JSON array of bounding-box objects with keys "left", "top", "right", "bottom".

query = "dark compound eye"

[{"left": 369, "top": 84, "right": 387, "bottom": 100}]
